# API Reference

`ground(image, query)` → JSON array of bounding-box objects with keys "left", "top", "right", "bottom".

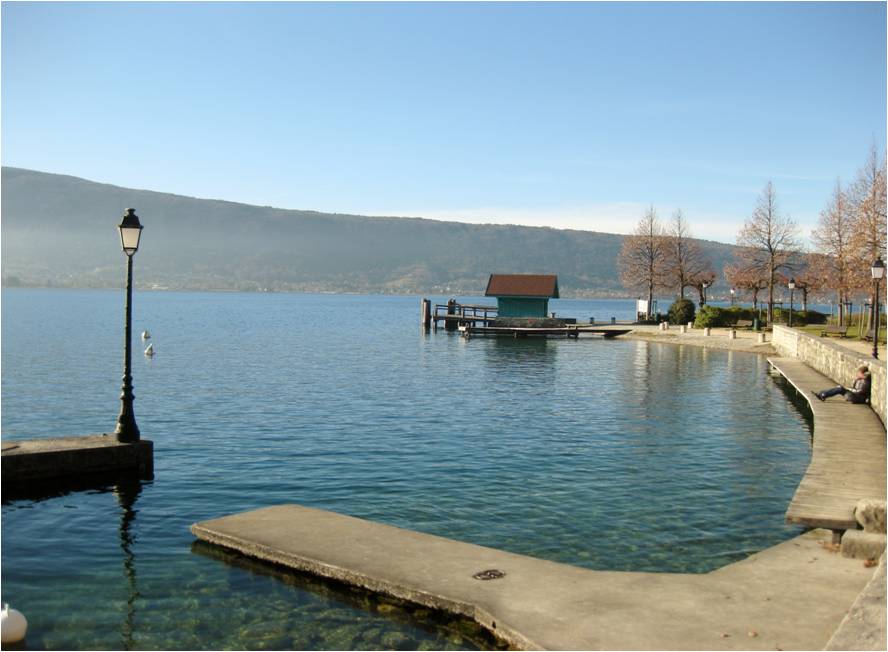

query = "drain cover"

[{"left": 472, "top": 569, "right": 506, "bottom": 580}]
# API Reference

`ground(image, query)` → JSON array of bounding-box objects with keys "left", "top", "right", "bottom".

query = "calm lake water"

[{"left": 1, "top": 290, "right": 812, "bottom": 650}]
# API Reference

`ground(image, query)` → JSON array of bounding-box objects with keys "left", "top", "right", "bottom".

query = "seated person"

[{"left": 814, "top": 365, "right": 871, "bottom": 404}]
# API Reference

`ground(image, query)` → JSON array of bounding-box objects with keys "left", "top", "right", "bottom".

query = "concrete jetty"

[
  {"left": 192, "top": 504, "right": 875, "bottom": 650},
  {"left": 768, "top": 358, "right": 886, "bottom": 533},
  {"left": 1, "top": 435, "right": 153, "bottom": 487}
]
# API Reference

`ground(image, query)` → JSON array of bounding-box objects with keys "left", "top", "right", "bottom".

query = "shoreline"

[{"left": 605, "top": 324, "right": 778, "bottom": 355}]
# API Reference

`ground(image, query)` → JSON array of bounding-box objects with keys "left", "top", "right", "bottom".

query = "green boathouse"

[{"left": 485, "top": 274, "right": 560, "bottom": 318}]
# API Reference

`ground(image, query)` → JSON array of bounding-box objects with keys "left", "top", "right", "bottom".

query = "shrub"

[
  {"left": 773, "top": 307, "right": 827, "bottom": 326},
  {"left": 667, "top": 298, "right": 696, "bottom": 325},
  {"left": 692, "top": 305, "right": 759, "bottom": 328},
  {"left": 723, "top": 306, "right": 758, "bottom": 324},
  {"left": 694, "top": 305, "right": 727, "bottom": 328}
]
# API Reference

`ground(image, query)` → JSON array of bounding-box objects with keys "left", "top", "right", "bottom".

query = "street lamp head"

[
  {"left": 872, "top": 256, "right": 885, "bottom": 280},
  {"left": 118, "top": 208, "right": 143, "bottom": 256},
  {"left": 788, "top": 278, "right": 796, "bottom": 290},
  {"left": 702, "top": 281, "right": 710, "bottom": 289},
  {"left": 730, "top": 288, "right": 735, "bottom": 295}
]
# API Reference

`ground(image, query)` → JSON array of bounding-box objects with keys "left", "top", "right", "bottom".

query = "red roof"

[{"left": 484, "top": 274, "right": 559, "bottom": 298}]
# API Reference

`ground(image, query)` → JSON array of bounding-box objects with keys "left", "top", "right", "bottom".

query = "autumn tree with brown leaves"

[
  {"left": 619, "top": 206, "right": 667, "bottom": 320},
  {"left": 736, "top": 181, "right": 801, "bottom": 325}
]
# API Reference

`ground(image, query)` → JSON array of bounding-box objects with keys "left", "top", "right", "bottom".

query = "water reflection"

[
  {"left": 114, "top": 479, "right": 141, "bottom": 651},
  {"left": 480, "top": 336, "right": 558, "bottom": 387}
]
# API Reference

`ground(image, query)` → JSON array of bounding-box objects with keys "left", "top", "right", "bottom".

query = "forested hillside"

[{"left": 1, "top": 167, "right": 737, "bottom": 296}]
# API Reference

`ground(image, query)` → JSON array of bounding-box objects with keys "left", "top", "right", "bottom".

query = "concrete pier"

[
  {"left": 767, "top": 358, "right": 886, "bottom": 532},
  {"left": 2, "top": 435, "right": 153, "bottom": 487},
  {"left": 192, "top": 504, "right": 875, "bottom": 650}
]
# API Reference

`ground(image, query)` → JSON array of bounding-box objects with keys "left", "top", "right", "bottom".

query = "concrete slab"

[
  {"left": 1, "top": 435, "right": 153, "bottom": 486},
  {"left": 826, "top": 556, "right": 887, "bottom": 651},
  {"left": 192, "top": 504, "right": 875, "bottom": 650}
]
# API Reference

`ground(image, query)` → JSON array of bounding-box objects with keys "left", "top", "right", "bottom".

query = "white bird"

[
  {"left": 1, "top": 603, "right": 28, "bottom": 644},
  {"left": 144, "top": 343, "right": 155, "bottom": 357},
  {"left": 141, "top": 330, "right": 151, "bottom": 341}
]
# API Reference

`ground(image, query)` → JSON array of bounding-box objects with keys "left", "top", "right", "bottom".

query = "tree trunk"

[
  {"left": 767, "top": 275, "right": 775, "bottom": 325},
  {"left": 647, "top": 280, "right": 654, "bottom": 320}
]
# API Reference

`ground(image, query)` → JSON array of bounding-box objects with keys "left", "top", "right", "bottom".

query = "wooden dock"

[
  {"left": 767, "top": 357, "right": 886, "bottom": 532},
  {"left": 428, "top": 302, "right": 498, "bottom": 331},
  {"left": 463, "top": 325, "right": 632, "bottom": 339}
]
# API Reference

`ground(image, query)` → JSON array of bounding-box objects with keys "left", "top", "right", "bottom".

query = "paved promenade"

[
  {"left": 601, "top": 324, "right": 777, "bottom": 353},
  {"left": 608, "top": 323, "right": 881, "bottom": 359},
  {"left": 193, "top": 505, "right": 874, "bottom": 650}
]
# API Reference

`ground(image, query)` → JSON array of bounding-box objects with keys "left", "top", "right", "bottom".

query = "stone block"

[
  {"left": 856, "top": 499, "right": 887, "bottom": 534},
  {"left": 728, "top": 329, "right": 736, "bottom": 340},
  {"left": 703, "top": 327, "right": 710, "bottom": 336},
  {"left": 842, "top": 530, "right": 887, "bottom": 560}
]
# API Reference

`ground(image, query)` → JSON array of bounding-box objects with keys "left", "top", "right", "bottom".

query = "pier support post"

[
  {"left": 420, "top": 298, "right": 431, "bottom": 330},
  {"left": 445, "top": 299, "right": 458, "bottom": 331}
]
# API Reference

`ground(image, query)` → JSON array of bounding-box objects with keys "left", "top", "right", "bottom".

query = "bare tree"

[
  {"left": 736, "top": 181, "right": 801, "bottom": 325},
  {"left": 619, "top": 206, "right": 667, "bottom": 320},
  {"left": 725, "top": 259, "right": 767, "bottom": 310},
  {"left": 793, "top": 252, "right": 829, "bottom": 313},
  {"left": 689, "top": 270, "right": 717, "bottom": 308},
  {"left": 664, "top": 209, "right": 714, "bottom": 299},
  {"left": 848, "top": 144, "right": 887, "bottom": 330},
  {"left": 812, "top": 180, "right": 855, "bottom": 325}
]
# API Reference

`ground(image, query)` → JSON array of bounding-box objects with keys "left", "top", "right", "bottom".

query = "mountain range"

[{"left": 1, "top": 167, "right": 738, "bottom": 297}]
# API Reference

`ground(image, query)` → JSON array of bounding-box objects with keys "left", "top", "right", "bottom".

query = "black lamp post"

[
  {"left": 730, "top": 287, "right": 736, "bottom": 306},
  {"left": 872, "top": 256, "right": 884, "bottom": 360},
  {"left": 701, "top": 280, "right": 709, "bottom": 307},
  {"left": 787, "top": 278, "right": 795, "bottom": 328},
  {"left": 115, "top": 209, "right": 143, "bottom": 443}
]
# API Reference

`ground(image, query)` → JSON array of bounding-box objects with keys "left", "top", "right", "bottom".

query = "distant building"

[{"left": 485, "top": 274, "right": 559, "bottom": 318}]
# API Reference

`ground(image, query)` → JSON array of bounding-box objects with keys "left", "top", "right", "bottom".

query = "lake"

[{"left": 1, "top": 289, "right": 812, "bottom": 650}]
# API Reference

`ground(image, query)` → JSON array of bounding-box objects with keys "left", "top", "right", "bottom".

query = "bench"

[
  {"left": 821, "top": 325, "right": 848, "bottom": 338},
  {"left": 862, "top": 328, "right": 876, "bottom": 342},
  {"left": 734, "top": 319, "right": 754, "bottom": 329}
]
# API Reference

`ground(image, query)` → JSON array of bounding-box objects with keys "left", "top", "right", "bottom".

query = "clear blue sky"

[{"left": 2, "top": 1, "right": 885, "bottom": 244}]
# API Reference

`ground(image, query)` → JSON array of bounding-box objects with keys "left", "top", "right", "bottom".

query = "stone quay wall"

[{"left": 772, "top": 325, "right": 886, "bottom": 426}]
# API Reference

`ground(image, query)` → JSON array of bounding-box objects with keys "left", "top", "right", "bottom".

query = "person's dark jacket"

[{"left": 846, "top": 374, "right": 871, "bottom": 404}]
